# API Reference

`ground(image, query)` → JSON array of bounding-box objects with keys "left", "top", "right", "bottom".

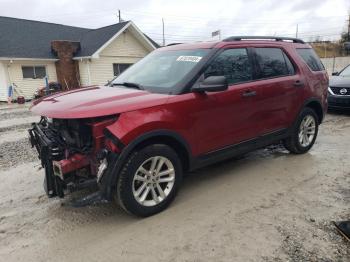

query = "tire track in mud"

[{"left": 0, "top": 110, "right": 32, "bottom": 120}]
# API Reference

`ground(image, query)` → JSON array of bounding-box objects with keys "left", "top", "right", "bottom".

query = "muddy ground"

[{"left": 0, "top": 103, "right": 349, "bottom": 262}]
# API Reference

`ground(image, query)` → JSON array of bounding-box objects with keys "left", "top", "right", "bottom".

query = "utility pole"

[
  {"left": 347, "top": 14, "right": 350, "bottom": 41},
  {"left": 295, "top": 24, "right": 299, "bottom": 38},
  {"left": 162, "top": 18, "right": 165, "bottom": 46},
  {"left": 118, "top": 9, "right": 121, "bottom": 23}
]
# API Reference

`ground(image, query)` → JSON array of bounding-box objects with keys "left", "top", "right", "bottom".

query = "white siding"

[
  {"left": 100, "top": 29, "right": 149, "bottom": 57},
  {"left": 0, "top": 60, "right": 57, "bottom": 100},
  {"left": 0, "top": 62, "right": 9, "bottom": 101},
  {"left": 79, "top": 30, "right": 150, "bottom": 86}
]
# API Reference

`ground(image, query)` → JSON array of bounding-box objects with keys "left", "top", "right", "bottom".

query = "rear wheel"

[
  {"left": 116, "top": 144, "right": 182, "bottom": 217},
  {"left": 283, "top": 107, "right": 319, "bottom": 154}
]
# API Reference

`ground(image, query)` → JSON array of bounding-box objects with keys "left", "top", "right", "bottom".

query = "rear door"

[{"left": 249, "top": 47, "right": 301, "bottom": 135}]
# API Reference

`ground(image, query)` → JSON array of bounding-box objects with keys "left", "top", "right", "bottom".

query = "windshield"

[
  {"left": 111, "top": 49, "right": 210, "bottom": 93},
  {"left": 339, "top": 65, "right": 350, "bottom": 77}
]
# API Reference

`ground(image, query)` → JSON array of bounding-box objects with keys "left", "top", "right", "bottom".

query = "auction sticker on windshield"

[{"left": 176, "top": 56, "right": 202, "bottom": 63}]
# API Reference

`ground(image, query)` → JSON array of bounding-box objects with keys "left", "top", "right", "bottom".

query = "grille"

[{"left": 330, "top": 86, "right": 350, "bottom": 95}]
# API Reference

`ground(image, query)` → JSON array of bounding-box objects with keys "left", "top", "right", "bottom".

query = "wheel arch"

[
  {"left": 303, "top": 98, "right": 324, "bottom": 124},
  {"left": 130, "top": 131, "right": 192, "bottom": 172},
  {"left": 102, "top": 129, "right": 193, "bottom": 200}
]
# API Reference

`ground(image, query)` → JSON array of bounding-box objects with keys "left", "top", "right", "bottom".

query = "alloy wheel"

[
  {"left": 132, "top": 156, "right": 175, "bottom": 207},
  {"left": 298, "top": 115, "right": 316, "bottom": 147}
]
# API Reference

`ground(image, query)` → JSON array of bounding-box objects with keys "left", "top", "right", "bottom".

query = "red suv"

[{"left": 29, "top": 36, "right": 328, "bottom": 216}]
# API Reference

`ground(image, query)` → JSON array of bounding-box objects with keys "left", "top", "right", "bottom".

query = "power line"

[{"left": 121, "top": 10, "right": 347, "bottom": 23}]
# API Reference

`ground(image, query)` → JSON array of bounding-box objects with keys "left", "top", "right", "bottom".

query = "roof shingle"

[{"left": 0, "top": 16, "right": 159, "bottom": 59}]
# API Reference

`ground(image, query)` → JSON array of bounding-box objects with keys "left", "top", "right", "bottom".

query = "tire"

[
  {"left": 283, "top": 107, "right": 319, "bottom": 154},
  {"left": 115, "top": 144, "right": 183, "bottom": 217}
]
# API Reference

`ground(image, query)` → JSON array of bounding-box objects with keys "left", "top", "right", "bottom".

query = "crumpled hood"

[
  {"left": 30, "top": 86, "right": 170, "bottom": 119},
  {"left": 329, "top": 76, "right": 350, "bottom": 88}
]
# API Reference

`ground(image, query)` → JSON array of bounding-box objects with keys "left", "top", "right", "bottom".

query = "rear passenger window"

[
  {"left": 254, "top": 48, "right": 293, "bottom": 79},
  {"left": 204, "top": 48, "right": 252, "bottom": 84},
  {"left": 296, "top": 48, "right": 324, "bottom": 71}
]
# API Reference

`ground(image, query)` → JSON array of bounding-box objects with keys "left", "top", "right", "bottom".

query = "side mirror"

[
  {"left": 332, "top": 72, "right": 338, "bottom": 76},
  {"left": 192, "top": 76, "right": 228, "bottom": 93}
]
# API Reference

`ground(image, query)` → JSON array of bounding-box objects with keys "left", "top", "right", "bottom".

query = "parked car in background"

[
  {"left": 328, "top": 64, "right": 350, "bottom": 110},
  {"left": 29, "top": 36, "right": 328, "bottom": 217}
]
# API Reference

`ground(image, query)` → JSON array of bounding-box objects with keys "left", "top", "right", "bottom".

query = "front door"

[{"left": 191, "top": 48, "right": 260, "bottom": 154}]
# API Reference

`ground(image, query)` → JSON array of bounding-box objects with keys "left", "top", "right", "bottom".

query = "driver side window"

[{"left": 204, "top": 48, "right": 253, "bottom": 84}]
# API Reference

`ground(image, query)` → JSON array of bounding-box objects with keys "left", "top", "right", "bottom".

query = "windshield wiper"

[{"left": 111, "top": 82, "right": 144, "bottom": 90}]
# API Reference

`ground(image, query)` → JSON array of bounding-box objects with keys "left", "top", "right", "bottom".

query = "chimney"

[{"left": 51, "top": 40, "right": 81, "bottom": 90}]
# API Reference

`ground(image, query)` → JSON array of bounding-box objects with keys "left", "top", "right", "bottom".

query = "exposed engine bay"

[
  {"left": 29, "top": 116, "right": 118, "bottom": 199},
  {"left": 42, "top": 117, "right": 93, "bottom": 159}
]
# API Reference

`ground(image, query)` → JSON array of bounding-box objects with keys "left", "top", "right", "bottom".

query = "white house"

[{"left": 0, "top": 16, "right": 159, "bottom": 101}]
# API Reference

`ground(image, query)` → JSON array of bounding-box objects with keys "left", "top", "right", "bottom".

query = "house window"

[
  {"left": 113, "top": 63, "right": 132, "bottom": 76},
  {"left": 22, "top": 66, "right": 46, "bottom": 79}
]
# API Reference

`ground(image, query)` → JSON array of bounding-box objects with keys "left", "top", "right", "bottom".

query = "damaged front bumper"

[
  {"left": 28, "top": 121, "right": 119, "bottom": 204},
  {"left": 29, "top": 122, "right": 66, "bottom": 198}
]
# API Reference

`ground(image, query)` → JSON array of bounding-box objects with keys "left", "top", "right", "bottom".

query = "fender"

[
  {"left": 298, "top": 97, "right": 325, "bottom": 124},
  {"left": 100, "top": 129, "right": 193, "bottom": 200}
]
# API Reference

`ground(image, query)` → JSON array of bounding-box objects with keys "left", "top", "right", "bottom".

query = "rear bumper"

[{"left": 328, "top": 95, "right": 350, "bottom": 109}]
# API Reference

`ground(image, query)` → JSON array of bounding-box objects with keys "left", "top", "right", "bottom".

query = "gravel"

[
  {"left": 0, "top": 138, "right": 38, "bottom": 169},
  {"left": 0, "top": 105, "right": 349, "bottom": 262},
  {"left": 0, "top": 110, "right": 33, "bottom": 120}
]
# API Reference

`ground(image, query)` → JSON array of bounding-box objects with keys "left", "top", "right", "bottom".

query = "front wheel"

[
  {"left": 283, "top": 107, "right": 319, "bottom": 154},
  {"left": 116, "top": 144, "right": 182, "bottom": 217}
]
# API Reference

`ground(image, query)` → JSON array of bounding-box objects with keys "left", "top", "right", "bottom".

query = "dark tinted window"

[
  {"left": 255, "top": 48, "right": 292, "bottom": 78},
  {"left": 113, "top": 63, "right": 132, "bottom": 76},
  {"left": 35, "top": 66, "right": 46, "bottom": 78},
  {"left": 283, "top": 52, "right": 295, "bottom": 75},
  {"left": 22, "top": 66, "right": 46, "bottom": 79},
  {"left": 22, "top": 66, "right": 34, "bottom": 78},
  {"left": 296, "top": 48, "right": 324, "bottom": 71},
  {"left": 204, "top": 48, "right": 252, "bottom": 84}
]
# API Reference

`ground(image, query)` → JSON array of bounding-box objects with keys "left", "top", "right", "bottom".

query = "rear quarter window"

[{"left": 296, "top": 48, "right": 325, "bottom": 71}]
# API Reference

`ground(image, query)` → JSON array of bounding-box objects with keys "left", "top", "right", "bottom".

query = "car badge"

[{"left": 340, "top": 88, "right": 348, "bottom": 95}]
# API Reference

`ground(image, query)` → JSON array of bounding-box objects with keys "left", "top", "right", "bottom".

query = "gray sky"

[{"left": 0, "top": 0, "right": 348, "bottom": 44}]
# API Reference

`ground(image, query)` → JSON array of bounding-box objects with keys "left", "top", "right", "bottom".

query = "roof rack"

[{"left": 223, "top": 36, "right": 305, "bottom": 44}]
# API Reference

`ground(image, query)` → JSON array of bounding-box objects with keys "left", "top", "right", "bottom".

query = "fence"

[{"left": 321, "top": 56, "right": 350, "bottom": 75}]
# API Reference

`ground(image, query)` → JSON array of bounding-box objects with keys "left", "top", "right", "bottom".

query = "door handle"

[
  {"left": 293, "top": 80, "right": 304, "bottom": 87},
  {"left": 242, "top": 90, "right": 257, "bottom": 97}
]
